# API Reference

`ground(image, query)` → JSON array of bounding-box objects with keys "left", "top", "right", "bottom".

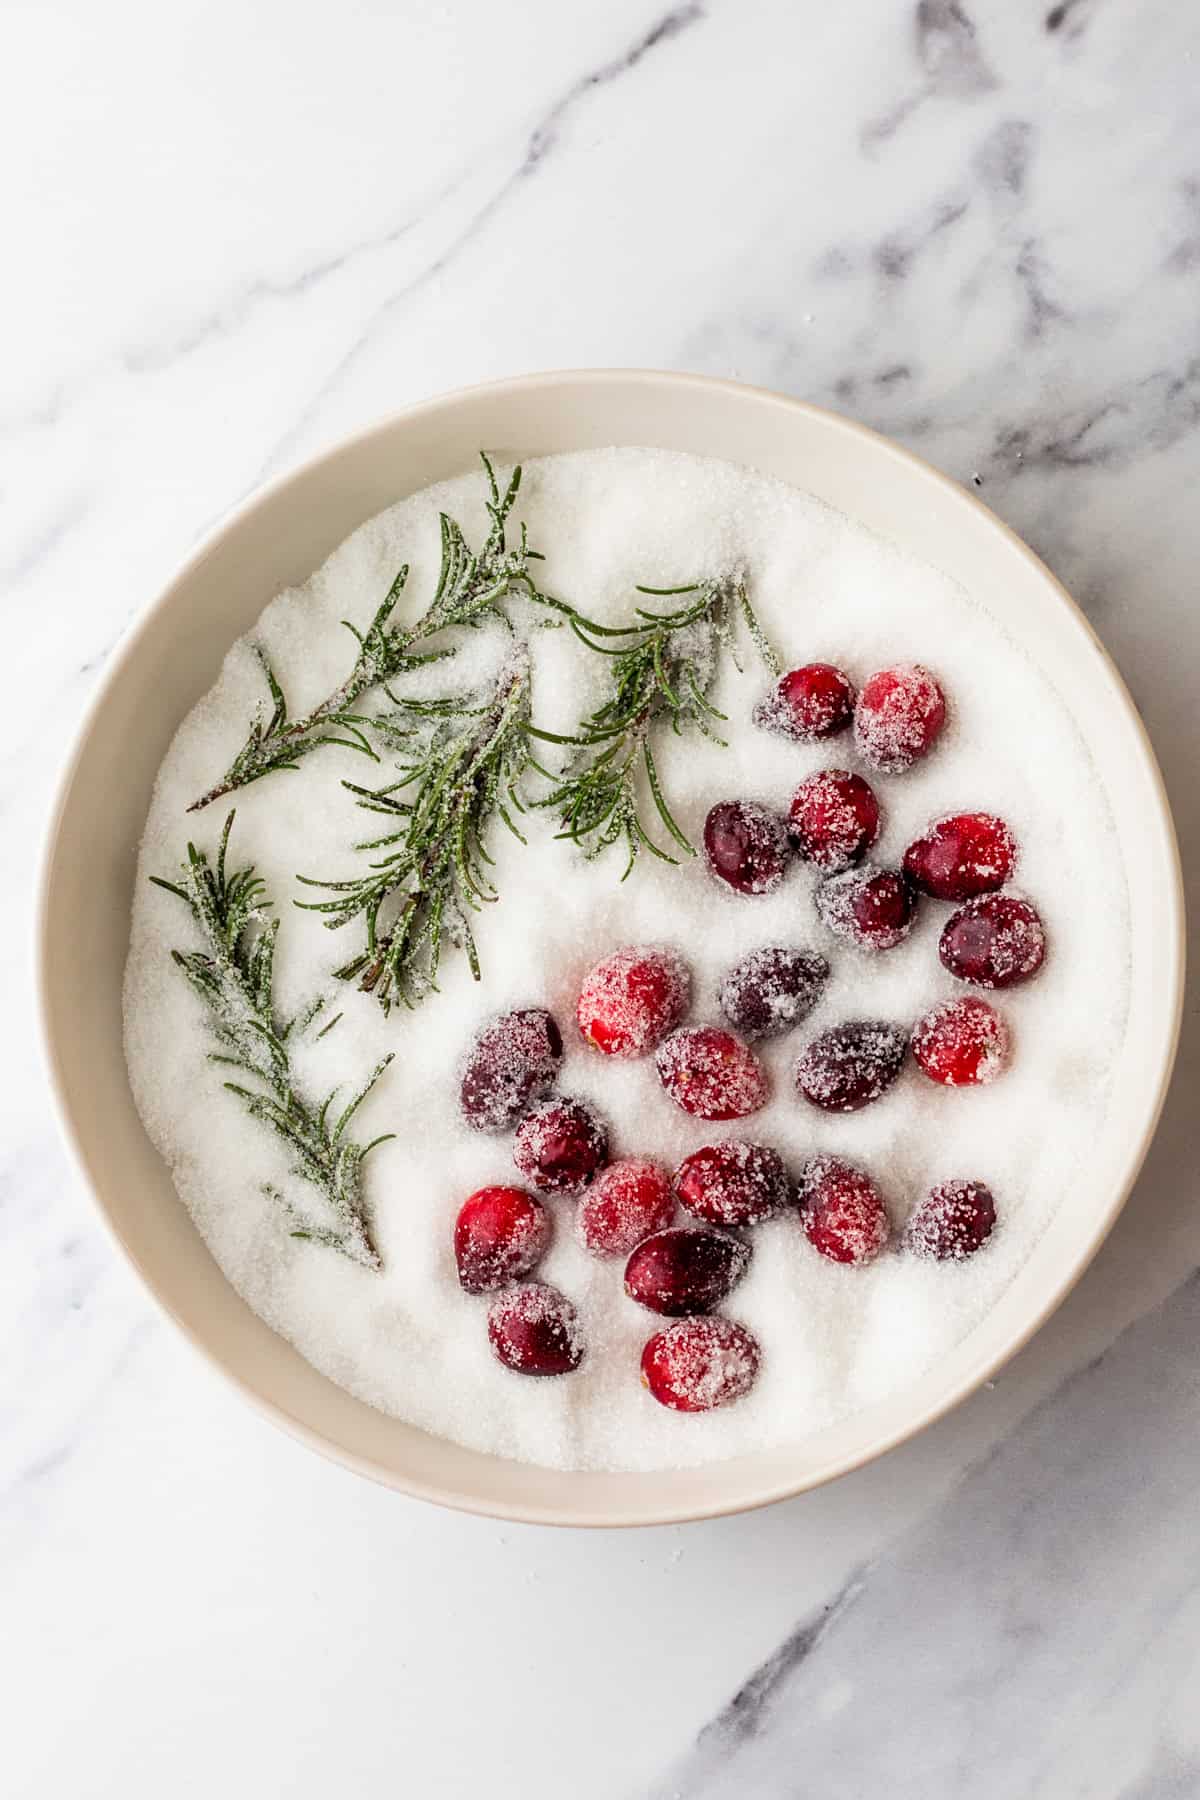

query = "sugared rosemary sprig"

[
  {"left": 151, "top": 812, "right": 394, "bottom": 1268},
  {"left": 534, "top": 577, "right": 779, "bottom": 876},
  {"left": 188, "top": 456, "right": 553, "bottom": 812}
]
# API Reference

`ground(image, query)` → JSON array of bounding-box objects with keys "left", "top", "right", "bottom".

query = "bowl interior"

[{"left": 38, "top": 372, "right": 1183, "bottom": 1524}]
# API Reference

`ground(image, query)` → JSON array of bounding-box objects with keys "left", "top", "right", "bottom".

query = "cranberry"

[
  {"left": 912, "top": 996, "right": 1009, "bottom": 1087},
  {"left": 577, "top": 945, "right": 691, "bottom": 1058},
  {"left": 854, "top": 665, "right": 946, "bottom": 772},
  {"left": 755, "top": 663, "right": 855, "bottom": 742},
  {"left": 703, "top": 800, "right": 791, "bottom": 895},
  {"left": 641, "top": 1316, "right": 761, "bottom": 1412},
  {"left": 788, "top": 769, "right": 881, "bottom": 872},
  {"left": 906, "top": 1180, "right": 997, "bottom": 1261},
  {"left": 576, "top": 1159, "right": 675, "bottom": 1258},
  {"left": 459, "top": 1007, "right": 563, "bottom": 1133},
  {"left": 939, "top": 894, "right": 1046, "bottom": 989},
  {"left": 655, "top": 1027, "right": 769, "bottom": 1121},
  {"left": 799, "top": 1156, "right": 890, "bottom": 1265},
  {"left": 513, "top": 1095, "right": 609, "bottom": 1195},
  {"left": 674, "top": 1140, "right": 790, "bottom": 1228},
  {"left": 815, "top": 864, "right": 918, "bottom": 952},
  {"left": 719, "top": 945, "right": 829, "bottom": 1041},
  {"left": 795, "top": 1021, "right": 908, "bottom": 1112},
  {"left": 624, "top": 1227, "right": 750, "bottom": 1316},
  {"left": 487, "top": 1282, "right": 584, "bottom": 1376},
  {"left": 903, "top": 813, "right": 1017, "bottom": 901},
  {"left": 453, "top": 1185, "right": 551, "bottom": 1295}
]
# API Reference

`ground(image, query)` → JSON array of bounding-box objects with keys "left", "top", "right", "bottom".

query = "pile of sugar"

[{"left": 123, "top": 448, "right": 1130, "bottom": 1472}]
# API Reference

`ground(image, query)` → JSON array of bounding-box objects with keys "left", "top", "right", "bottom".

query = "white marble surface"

[{"left": 4, "top": 2, "right": 1199, "bottom": 1794}]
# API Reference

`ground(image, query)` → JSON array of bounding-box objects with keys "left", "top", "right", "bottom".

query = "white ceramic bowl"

[{"left": 37, "top": 371, "right": 1184, "bottom": 1526}]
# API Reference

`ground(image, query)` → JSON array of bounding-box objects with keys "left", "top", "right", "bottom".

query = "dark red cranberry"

[
  {"left": 703, "top": 800, "right": 791, "bottom": 896},
  {"left": 487, "top": 1282, "right": 583, "bottom": 1375},
  {"left": 459, "top": 1007, "right": 563, "bottom": 1132},
  {"left": 816, "top": 864, "right": 917, "bottom": 952},
  {"left": 755, "top": 663, "right": 855, "bottom": 742},
  {"left": 912, "top": 996, "right": 1009, "bottom": 1087},
  {"left": 674, "top": 1141, "right": 790, "bottom": 1227},
  {"left": 641, "top": 1316, "right": 761, "bottom": 1412},
  {"left": 655, "top": 1027, "right": 769, "bottom": 1121},
  {"left": 512, "top": 1095, "right": 608, "bottom": 1195},
  {"left": 577, "top": 945, "right": 691, "bottom": 1058},
  {"left": 903, "top": 813, "right": 1017, "bottom": 901},
  {"left": 624, "top": 1227, "right": 750, "bottom": 1316},
  {"left": 799, "top": 1156, "right": 890, "bottom": 1265},
  {"left": 854, "top": 665, "right": 946, "bottom": 772},
  {"left": 906, "top": 1181, "right": 997, "bottom": 1261},
  {"left": 939, "top": 894, "right": 1046, "bottom": 989},
  {"left": 795, "top": 1021, "right": 908, "bottom": 1112},
  {"left": 576, "top": 1159, "right": 674, "bottom": 1258},
  {"left": 788, "top": 769, "right": 881, "bottom": 872},
  {"left": 719, "top": 945, "right": 829, "bottom": 1041},
  {"left": 453, "top": 1186, "right": 551, "bottom": 1295}
]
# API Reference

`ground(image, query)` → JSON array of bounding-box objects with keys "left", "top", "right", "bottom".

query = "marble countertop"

[{"left": 5, "top": 2, "right": 1199, "bottom": 1794}]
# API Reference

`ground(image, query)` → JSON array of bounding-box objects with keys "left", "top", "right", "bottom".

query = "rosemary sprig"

[
  {"left": 151, "top": 812, "right": 394, "bottom": 1268},
  {"left": 533, "top": 577, "right": 779, "bottom": 876},
  {"left": 188, "top": 455, "right": 554, "bottom": 812}
]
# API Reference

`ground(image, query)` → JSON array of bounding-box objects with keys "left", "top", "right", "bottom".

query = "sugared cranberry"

[
  {"left": 799, "top": 1155, "right": 890, "bottom": 1265},
  {"left": 795, "top": 1021, "right": 908, "bottom": 1112},
  {"left": 718, "top": 944, "right": 829, "bottom": 1041},
  {"left": 939, "top": 894, "right": 1046, "bottom": 989},
  {"left": 906, "top": 1180, "right": 997, "bottom": 1261},
  {"left": 788, "top": 769, "right": 881, "bottom": 872},
  {"left": 459, "top": 1007, "right": 563, "bottom": 1132},
  {"left": 624, "top": 1227, "right": 750, "bottom": 1316},
  {"left": 453, "top": 1185, "right": 551, "bottom": 1295},
  {"left": 576, "top": 1159, "right": 674, "bottom": 1258},
  {"left": 912, "top": 996, "right": 1009, "bottom": 1087},
  {"left": 487, "top": 1282, "right": 584, "bottom": 1376},
  {"left": 903, "top": 813, "right": 1017, "bottom": 901},
  {"left": 815, "top": 865, "right": 917, "bottom": 952},
  {"left": 674, "top": 1140, "right": 790, "bottom": 1228},
  {"left": 513, "top": 1095, "right": 608, "bottom": 1195},
  {"left": 655, "top": 1027, "right": 769, "bottom": 1121},
  {"left": 577, "top": 945, "right": 691, "bottom": 1058},
  {"left": 755, "top": 663, "right": 856, "bottom": 742},
  {"left": 854, "top": 665, "right": 946, "bottom": 772},
  {"left": 641, "top": 1316, "right": 761, "bottom": 1412},
  {"left": 703, "top": 800, "right": 791, "bottom": 896}
]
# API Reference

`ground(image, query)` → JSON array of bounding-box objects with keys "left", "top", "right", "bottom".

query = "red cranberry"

[
  {"left": 815, "top": 865, "right": 918, "bottom": 952},
  {"left": 799, "top": 1156, "right": 890, "bottom": 1265},
  {"left": 788, "top": 769, "right": 881, "bottom": 872},
  {"left": 576, "top": 1159, "right": 674, "bottom": 1258},
  {"left": 624, "top": 1227, "right": 750, "bottom": 1316},
  {"left": 641, "top": 1316, "right": 761, "bottom": 1412},
  {"left": 719, "top": 945, "right": 829, "bottom": 1041},
  {"left": 487, "top": 1282, "right": 583, "bottom": 1375},
  {"left": 755, "top": 663, "right": 855, "bottom": 742},
  {"left": 459, "top": 1007, "right": 563, "bottom": 1132},
  {"left": 903, "top": 813, "right": 1017, "bottom": 901},
  {"left": 795, "top": 1021, "right": 908, "bottom": 1112},
  {"left": 655, "top": 1027, "right": 769, "bottom": 1121},
  {"left": 854, "top": 665, "right": 946, "bottom": 772},
  {"left": 513, "top": 1095, "right": 608, "bottom": 1195},
  {"left": 674, "top": 1140, "right": 790, "bottom": 1228},
  {"left": 906, "top": 1180, "right": 997, "bottom": 1261},
  {"left": 940, "top": 894, "right": 1046, "bottom": 989},
  {"left": 703, "top": 800, "right": 791, "bottom": 895},
  {"left": 577, "top": 945, "right": 691, "bottom": 1058},
  {"left": 912, "top": 996, "right": 1009, "bottom": 1087},
  {"left": 453, "top": 1185, "right": 551, "bottom": 1295}
]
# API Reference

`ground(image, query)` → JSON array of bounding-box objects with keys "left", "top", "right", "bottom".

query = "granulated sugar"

[{"left": 123, "top": 448, "right": 1130, "bottom": 1471}]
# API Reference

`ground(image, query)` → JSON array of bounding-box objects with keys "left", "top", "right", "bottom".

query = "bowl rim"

[{"left": 35, "top": 368, "right": 1186, "bottom": 1525}]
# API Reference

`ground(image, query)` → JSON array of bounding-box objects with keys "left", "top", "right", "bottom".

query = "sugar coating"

[
  {"left": 655, "top": 1026, "right": 770, "bottom": 1121},
  {"left": 123, "top": 447, "right": 1130, "bottom": 1472},
  {"left": 642, "top": 1316, "right": 761, "bottom": 1412}
]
